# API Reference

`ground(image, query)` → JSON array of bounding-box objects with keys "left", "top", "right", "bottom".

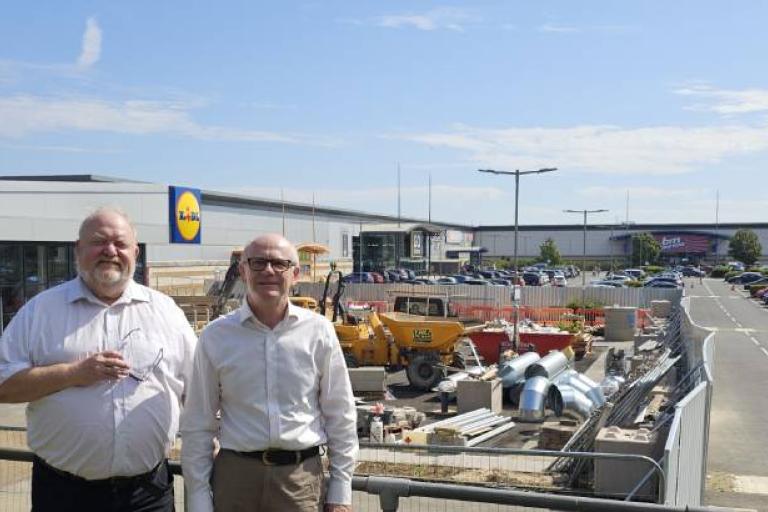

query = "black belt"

[
  {"left": 33, "top": 455, "right": 165, "bottom": 487},
  {"left": 229, "top": 446, "right": 320, "bottom": 466}
]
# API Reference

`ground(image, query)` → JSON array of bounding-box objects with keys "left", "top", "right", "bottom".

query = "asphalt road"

[{"left": 687, "top": 277, "right": 768, "bottom": 510}]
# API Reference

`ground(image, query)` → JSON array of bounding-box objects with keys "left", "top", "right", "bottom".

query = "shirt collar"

[
  {"left": 239, "top": 299, "right": 302, "bottom": 329},
  {"left": 67, "top": 276, "right": 150, "bottom": 305}
]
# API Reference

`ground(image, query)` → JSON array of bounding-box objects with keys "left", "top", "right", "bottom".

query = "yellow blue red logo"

[{"left": 169, "top": 186, "right": 202, "bottom": 243}]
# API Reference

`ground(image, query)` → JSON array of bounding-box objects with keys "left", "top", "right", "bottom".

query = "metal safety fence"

[{"left": 0, "top": 447, "right": 732, "bottom": 512}]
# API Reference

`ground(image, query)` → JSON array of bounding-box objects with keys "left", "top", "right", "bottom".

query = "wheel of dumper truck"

[{"left": 406, "top": 353, "right": 442, "bottom": 390}]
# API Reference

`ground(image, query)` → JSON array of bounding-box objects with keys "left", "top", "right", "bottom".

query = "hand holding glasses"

[{"left": 117, "top": 328, "right": 164, "bottom": 383}]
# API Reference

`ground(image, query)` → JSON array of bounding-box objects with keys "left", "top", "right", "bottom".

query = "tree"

[
  {"left": 728, "top": 229, "right": 762, "bottom": 266},
  {"left": 539, "top": 238, "right": 562, "bottom": 265},
  {"left": 631, "top": 233, "right": 661, "bottom": 266}
]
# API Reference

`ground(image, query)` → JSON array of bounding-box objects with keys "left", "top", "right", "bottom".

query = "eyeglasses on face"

[{"left": 245, "top": 258, "right": 295, "bottom": 272}]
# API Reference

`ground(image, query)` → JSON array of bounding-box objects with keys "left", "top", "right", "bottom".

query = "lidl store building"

[{"left": 2, "top": 174, "right": 767, "bottom": 329}]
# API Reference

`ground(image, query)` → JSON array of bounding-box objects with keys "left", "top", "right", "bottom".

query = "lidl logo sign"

[{"left": 169, "top": 186, "right": 202, "bottom": 244}]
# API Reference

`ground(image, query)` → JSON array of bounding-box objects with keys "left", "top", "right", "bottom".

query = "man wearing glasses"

[
  {"left": 182, "top": 234, "right": 357, "bottom": 512},
  {"left": 0, "top": 207, "right": 197, "bottom": 511}
]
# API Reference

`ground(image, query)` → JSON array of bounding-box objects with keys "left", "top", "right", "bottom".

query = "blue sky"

[{"left": 1, "top": 1, "right": 767, "bottom": 226}]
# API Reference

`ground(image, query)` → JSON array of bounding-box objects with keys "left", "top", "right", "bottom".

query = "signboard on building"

[
  {"left": 169, "top": 186, "right": 202, "bottom": 244},
  {"left": 412, "top": 232, "right": 423, "bottom": 257},
  {"left": 654, "top": 234, "right": 710, "bottom": 254}
]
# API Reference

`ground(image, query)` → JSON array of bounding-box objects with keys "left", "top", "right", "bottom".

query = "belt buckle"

[{"left": 261, "top": 451, "right": 276, "bottom": 466}]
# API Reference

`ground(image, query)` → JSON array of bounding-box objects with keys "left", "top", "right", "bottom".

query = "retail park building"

[{"left": 2, "top": 174, "right": 767, "bottom": 327}]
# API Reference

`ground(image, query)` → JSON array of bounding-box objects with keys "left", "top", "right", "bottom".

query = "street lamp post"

[
  {"left": 478, "top": 167, "right": 558, "bottom": 348},
  {"left": 564, "top": 209, "right": 608, "bottom": 309}
]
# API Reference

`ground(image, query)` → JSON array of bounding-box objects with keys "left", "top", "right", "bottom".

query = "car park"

[
  {"left": 464, "top": 278, "right": 490, "bottom": 285},
  {"left": 436, "top": 277, "right": 457, "bottom": 285}
]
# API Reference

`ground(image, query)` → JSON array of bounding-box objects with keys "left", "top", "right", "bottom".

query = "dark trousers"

[{"left": 32, "top": 456, "right": 175, "bottom": 512}]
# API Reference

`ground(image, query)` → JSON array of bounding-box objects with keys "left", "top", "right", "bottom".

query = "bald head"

[
  {"left": 242, "top": 234, "right": 299, "bottom": 265},
  {"left": 79, "top": 207, "right": 137, "bottom": 243}
]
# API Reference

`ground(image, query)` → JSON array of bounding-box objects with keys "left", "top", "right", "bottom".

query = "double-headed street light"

[
  {"left": 478, "top": 167, "right": 558, "bottom": 348},
  {"left": 477, "top": 168, "right": 558, "bottom": 272},
  {"left": 564, "top": 209, "right": 609, "bottom": 287}
]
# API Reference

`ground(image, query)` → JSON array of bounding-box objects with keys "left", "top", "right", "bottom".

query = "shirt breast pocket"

[{"left": 124, "top": 330, "right": 164, "bottom": 382}]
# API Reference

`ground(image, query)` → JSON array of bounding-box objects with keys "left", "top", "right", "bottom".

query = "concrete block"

[
  {"left": 348, "top": 367, "right": 386, "bottom": 392},
  {"left": 650, "top": 300, "right": 672, "bottom": 318},
  {"left": 595, "top": 426, "right": 660, "bottom": 499},
  {"left": 457, "top": 378, "right": 503, "bottom": 414}
]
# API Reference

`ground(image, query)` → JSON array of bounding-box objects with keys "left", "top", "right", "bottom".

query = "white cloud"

[
  {"left": 77, "top": 17, "right": 102, "bottom": 69},
  {"left": 538, "top": 24, "right": 580, "bottom": 33},
  {"left": 375, "top": 8, "right": 477, "bottom": 32},
  {"left": 0, "top": 95, "right": 316, "bottom": 143},
  {"left": 674, "top": 84, "right": 768, "bottom": 115},
  {"left": 395, "top": 122, "right": 768, "bottom": 175},
  {"left": 578, "top": 186, "right": 709, "bottom": 200}
]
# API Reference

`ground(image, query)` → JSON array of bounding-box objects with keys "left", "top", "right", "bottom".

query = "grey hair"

[
  {"left": 78, "top": 206, "right": 138, "bottom": 242},
  {"left": 242, "top": 234, "right": 300, "bottom": 264}
]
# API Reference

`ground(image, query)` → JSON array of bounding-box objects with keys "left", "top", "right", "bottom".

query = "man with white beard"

[{"left": 0, "top": 207, "right": 197, "bottom": 512}]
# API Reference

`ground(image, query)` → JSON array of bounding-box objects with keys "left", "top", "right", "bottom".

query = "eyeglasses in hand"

[
  {"left": 246, "top": 258, "right": 295, "bottom": 272},
  {"left": 128, "top": 348, "right": 163, "bottom": 382},
  {"left": 116, "top": 328, "right": 164, "bottom": 383}
]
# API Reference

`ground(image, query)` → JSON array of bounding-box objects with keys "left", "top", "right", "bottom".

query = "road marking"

[
  {"left": 735, "top": 322, "right": 743, "bottom": 328},
  {"left": 735, "top": 328, "right": 756, "bottom": 333},
  {"left": 750, "top": 338, "right": 760, "bottom": 346},
  {"left": 762, "top": 347, "right": 768, "bottom": 358}
]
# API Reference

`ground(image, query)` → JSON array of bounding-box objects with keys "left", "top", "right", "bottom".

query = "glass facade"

[{"left": 0, "top": 242, "right": 146, "bottom": 330}]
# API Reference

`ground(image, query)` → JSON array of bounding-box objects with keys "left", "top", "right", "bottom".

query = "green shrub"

[
  {"left": 642, "top": 265, "right": 664, "bottom": 275},
  {"left": 567, "top": 299, "right": 605, "bottom": 310},
  {"left": 627, "top": 280, "right": 643, "bottom": 287},
  {"left": 710, "top": 266, "right": 730, "bottom": 278}
]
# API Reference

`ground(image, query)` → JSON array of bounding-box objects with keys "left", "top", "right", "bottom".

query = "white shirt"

[
  {"left": 0, "top": 278, "right": 197, "bottom": 479},
  {"left": 181, "top": 302, "right": 358, "bottom": 512}
]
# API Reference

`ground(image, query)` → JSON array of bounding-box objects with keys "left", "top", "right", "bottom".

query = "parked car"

[
  {"left": 451, "top": 274, "right": 472, "bottom": 283},
  {"left": 383, "top": 269, "right": 401, "bottom": 282},
  {"left": 605, "top": 274, "right": 633, "bottom": 284},
  {"left": 552, "top": 275, "right": 567, "bottom": 287},
  {"left": 623, "top": 268, "right": 646, "bottom": 280},
  {"left": 644, "top": 280, "right": 681, "bottom": 288},
  {"left": 464, "top": 278, "right": 491, "bottom": 285},
  {"left": 343, "top": 272, "right": 374, "bottom": 283},
  {"left": 744, "top": 277, "right": 768, "bottom": 290},
  {"left": 522, "top": 272, "right": 543, "bottom": 286},
  {"left": 589, "top": 280, "right": 625, "bottom": 288},
  {"left": 412, "top": 277, "right": 437, "bottom": 285},
  {"left": 644, "top": 276, "right": 683, "bottom": 287},
  {"left": 727, "top": 272, "right": 764, "bottom": 284},
  {"left": 369, "top": 272, "right": 385, "bottom": 284},
  {"left": 680, "top": 266, "right": 705, "bottom": 277},
  {"left": 491, "top": 278, "right": 513, "bottom": 286},
  {"left": 436, "top": 276, "right": 457, "bottom": 285}
]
